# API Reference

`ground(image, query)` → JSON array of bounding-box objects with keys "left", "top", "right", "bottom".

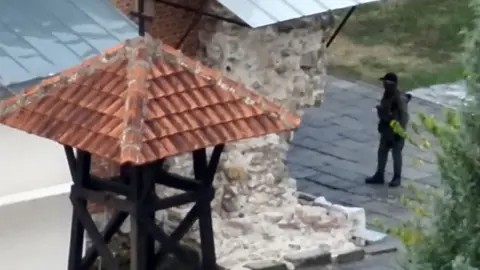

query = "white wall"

[
  {"left": 0, "top": 125, "right": 75, "bottom": 270},
  {"left": 0, "top": 193, "right": 72, "bottom": 270},
  {"left": 0, "top": 125, "right": 72, "bottom": 197}
]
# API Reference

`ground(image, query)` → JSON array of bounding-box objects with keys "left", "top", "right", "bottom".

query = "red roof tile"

[{"left": 0, "top": 37, "right": 301, "bottom": 165}]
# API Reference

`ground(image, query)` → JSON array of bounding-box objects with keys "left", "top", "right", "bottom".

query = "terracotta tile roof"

[{"left": 0, "top": 36, "right": 301, "bottom": 165}]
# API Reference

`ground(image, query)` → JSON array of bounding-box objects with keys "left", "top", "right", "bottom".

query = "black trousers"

[{"left": 376, "top": 135, "right": 404, "bottom": 177}]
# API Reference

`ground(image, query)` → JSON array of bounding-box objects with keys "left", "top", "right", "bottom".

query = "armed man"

[{"left": 365, "top": 72, "right": 411, "bottom": 188}]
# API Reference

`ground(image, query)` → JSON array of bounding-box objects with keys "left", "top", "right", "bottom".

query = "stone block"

[
  {"left": 335, "top": 247, "right": 365, "bottom": 264},
  {"left": 329, "top": 204, "right": 367, "bottom": 234},
  {"left": 283, "top": 246, "right": 332, "bottom": 267},
  {"left": 244, "top": 260, "right": 288, "bottom": 270},
  {"left": 313, "top": 197, "right": 368, "bottom": 238}
]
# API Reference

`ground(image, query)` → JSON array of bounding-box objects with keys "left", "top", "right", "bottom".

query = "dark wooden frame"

[{"left": 66, "top": 144, "right": 224, "bottom": 270}]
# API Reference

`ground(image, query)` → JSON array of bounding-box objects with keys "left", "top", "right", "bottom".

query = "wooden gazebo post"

[
  {"left": 0, "top": 35, "right": 300, "bottom": 270},
  {"left": 65, "top": 145, "right": 225, "bottom": 270},
  {"left": 128, "top": 2, "right": 155, "bottom": 268}
]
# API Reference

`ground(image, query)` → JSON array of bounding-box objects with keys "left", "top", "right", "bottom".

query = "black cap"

[{"left": 379, "top": 72, "right": 398, "bottom": 84}]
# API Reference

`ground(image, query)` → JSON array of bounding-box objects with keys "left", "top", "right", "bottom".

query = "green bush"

[{"left": 386, "top": 1, "right": 480, "bottom": 269}]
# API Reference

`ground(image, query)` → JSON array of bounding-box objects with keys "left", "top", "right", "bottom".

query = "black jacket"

[{"left": 377, "top": 90, "right": 410, "bottom": 138}]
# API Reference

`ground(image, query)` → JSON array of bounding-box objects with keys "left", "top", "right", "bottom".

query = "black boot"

[
  {"left": 365, "top": 172, "right": 385, "bottom": 184},
  {"left": 388, "top": 175, "right": 402, "bottom": 187}
]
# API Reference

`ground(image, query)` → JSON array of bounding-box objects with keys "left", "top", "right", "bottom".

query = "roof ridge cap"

[{"left": 120, "top": 38, "right": 150, "bottom": 164}]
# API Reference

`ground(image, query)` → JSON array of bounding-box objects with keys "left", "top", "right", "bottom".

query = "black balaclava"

[{"left": 379, "top": 72, "right": 398, "bottom": 98}]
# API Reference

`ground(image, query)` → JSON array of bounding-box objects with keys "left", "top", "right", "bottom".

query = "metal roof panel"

[
  {"left": 0, "top": 0, "right": 138, "bottom": 89},
  {"left": 251, "top": 0, "right": 302, "bottom": 22},
  {"left": 216, "top": 0, "right": 381, "bottom": 28},
  {"left": 216, "top": 0, "right": 275, "bottom": 28},
  {"left": 282, "top": 0, "right": 329, "bottom": 16}
]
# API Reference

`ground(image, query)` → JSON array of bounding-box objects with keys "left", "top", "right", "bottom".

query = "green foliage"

[{"left": 386, "top": 1, "right": 480, "bottom": 269}]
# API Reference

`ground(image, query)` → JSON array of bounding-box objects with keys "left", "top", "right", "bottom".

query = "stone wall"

[{"left": 198, "top": 1, "right": 332, "bottom": 114}]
